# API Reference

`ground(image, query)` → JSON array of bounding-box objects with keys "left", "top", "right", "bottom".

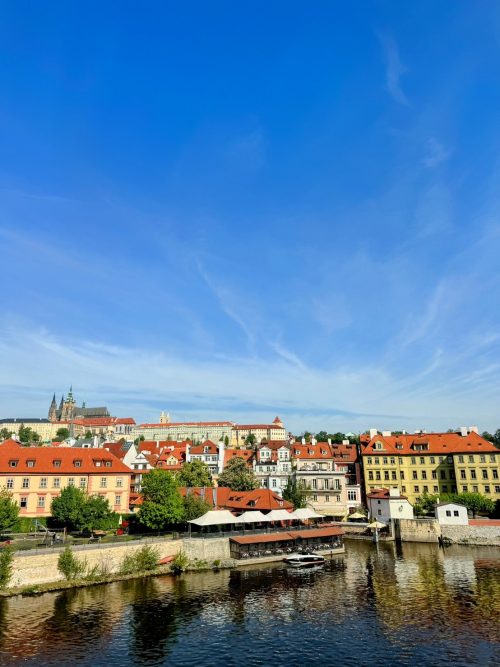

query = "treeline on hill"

[{"left": 297, "top": 431, "right": 360, "bottom": 444}]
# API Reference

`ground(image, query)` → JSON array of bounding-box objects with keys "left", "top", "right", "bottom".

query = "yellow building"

[
  {"left": 0, "top": 440, "right": 131, "bottom": 517},
  {"left": 362, "top": 430, "right": 500, "bottom": 505},
  {"left": 0, "top": 419, "right": 62, "bottom": 443},
  {"left": 231, "top": 417, "right": 287, "bottom": 446}
]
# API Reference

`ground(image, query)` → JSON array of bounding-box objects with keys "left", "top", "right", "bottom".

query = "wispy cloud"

[
  {"left": 422, "top": 138, "right": 451, "bottom": 168},
  {"left": 378, "top": 32, "right": 409, "bottom": 105}
]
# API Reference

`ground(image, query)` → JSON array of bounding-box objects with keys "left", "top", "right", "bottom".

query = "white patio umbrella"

[
  {"left": 188, "top": 510, "right": 237, "bottom": 526},
  {"left": 290, "top": 508, "right": 324, "bottom": 520},
  {"left": 266, "top": 509, "right": 294, "bottom": 521},
  {"left": 236, "top": 510, "right": 269, "bottom": 523},
  {"left": 368, "top": 520, "right": 387, "bottom": 530},
  {"left": 347, "top": 511, "right": 367, "bottom": 520}
]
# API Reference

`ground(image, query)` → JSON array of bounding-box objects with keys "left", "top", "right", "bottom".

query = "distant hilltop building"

[{"left": 48, "top": 387, "right": 110, "bottom": 422}]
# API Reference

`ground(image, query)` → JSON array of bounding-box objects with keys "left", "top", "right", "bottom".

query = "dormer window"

[
  {"left": 8, "top": 460, "right": 18, "bottom": 468},
  {"left": 104, "top": 460, "right": 112, "bottom": 468},
  {"left": 73, "top": 459, "right": 82, "bottom": 467},
  {"left": 26, "top": 460, "right": 35, "bottom": 468},
  {"left": 53, "top": 460, "right": 61, "bottom": 468},
  {"left": 94, "top": 460, "right": 102, "bottom": 467}
]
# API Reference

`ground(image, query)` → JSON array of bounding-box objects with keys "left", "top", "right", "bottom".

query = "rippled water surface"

[{"left": 0, "top": 541, "right": 499, "bottom": 666}]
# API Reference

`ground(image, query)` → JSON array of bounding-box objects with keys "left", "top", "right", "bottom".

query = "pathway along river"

[{"left": 0, "top": 541, "right": 499, "bottom": 666}]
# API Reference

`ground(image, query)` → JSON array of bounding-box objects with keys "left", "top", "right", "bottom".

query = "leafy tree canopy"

[
  {"left": 283, "top": 477, "right": 308, "bottom": 510},
  {"left": 217, "top": 457, "right": 259, "bottom": 491},
  {"left": 415, "top": 491, "right": 495, "bottom": 517},
  {"left": 183, "top": 493, "right": 211, "bottom": 521},
  {"left": 177, "top": 459, "right": 213, "bottom": 488},
  {"left": 54, "top": 427, "right": 70, "bottom": 442},
  {"left": 51, "top": 486, "right": 113, "bottom": 532},
  {"left": 18, "top": 424, "right": 40, "bottom": 444},
  {"left": 0, "top": 489, "right": 19, "bottom": 533},
  {"left": 0, "top": 428, "right": 13, "bottom": 441},
  {"left": 138, "top": 469, "right": 184, "bottom": 530}
]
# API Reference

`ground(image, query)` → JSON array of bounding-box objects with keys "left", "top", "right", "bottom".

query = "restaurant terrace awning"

[
  {"left": 265, "top": 509, "right": 294, "bottom": 521},
  {"left": 188, "top": 510, "right": 237, "bottom": 526},
  {"left": 236, "top": 510, "right": 269, "bottom": 523},
  {"left": 290, "top": 508, "right": 324, "bottom": 520}
]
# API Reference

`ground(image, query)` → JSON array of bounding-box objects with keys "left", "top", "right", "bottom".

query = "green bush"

[
  {"left": 0, "top": 547, "right": 13, "bottom": 588},
  {"left": 213, "top": 559, "right": 221, "bottom": 568},
  {"left": 120, "top": 545, "right": 159, "bottom": 575},
  {"left": 57, "top": 546, "right": 87, "bottom": 581},
  {"left": 170, "top": 551, "right": 189, "bottom": 575}
]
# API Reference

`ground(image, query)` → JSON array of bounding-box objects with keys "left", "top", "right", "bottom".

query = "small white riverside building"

[
  {"left": 367, "top": 487, "right": 414, "bottom": 524},
  {"left": 435, "top": 502, "right": 469, "bottom": 526}
]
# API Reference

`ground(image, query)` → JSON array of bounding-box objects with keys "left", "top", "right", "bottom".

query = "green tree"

[
  {"left": 0, "top": 489, "right": 20, "bottom": 533},
  {"left": 0, "top": 428, "right": 12, "bottom": 441},
  {"left": 224, "top": 435, "right": 229, "bottom": 447},
  {"left": 283, "top": 477, "right": 308, "bottom": 509},
  {"left": 85, "top": 430, "right": 93, "bottom": 439},
  {"left": 183, "top": 493, "right": 211, "bottom": 521},
  {"left": 77, "top": 495, "right": 113, "bottom": 533},
  {"left": 177, "top": 459, "right": 213, "bottom": 488},
  {"left": 0, "top": 547, "right": 14, "bottom": 588},
  {"left": 217, "top": 456, "right": 259, "bottom": 491},
  {"left": 454, "top": 492, "right": 495, "bottom": 518},
  {"left": 55, "top": 427, "right": 70, "bottom": 442},
  {"left": 50, "top": 486, "right": 86, "bottom": 529},
  {"left": 244, "top": 433, "right": 257, "bottom": 447},
  {"left": 329, "top": 432, "right": 346, "bottom": 444},
  {"left": 315, "top": 431, "right": 329, "bottom": 442},
  {"left": 138, "top": 469, "right": 184, "bottom": 531},
  {"left": 18, "top": 424, "right": 40, "bottom": 444},
  {"left": 414, "top": 492, "right": 440, "bottom": 516},
  {"left": 51, "top": 487, "right": 113, "bottom": 532},
  {"left": 134, "top": 435, "right": 145, "bottom": 446}
]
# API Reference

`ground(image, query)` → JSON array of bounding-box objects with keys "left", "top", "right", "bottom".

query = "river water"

[{"left": 0, "top": 541, "right": 498, "bottom": 666}]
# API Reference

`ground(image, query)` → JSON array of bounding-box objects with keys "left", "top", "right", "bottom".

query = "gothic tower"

[{"left": 48, "top": 393, "right": 57, "bottom": 422}]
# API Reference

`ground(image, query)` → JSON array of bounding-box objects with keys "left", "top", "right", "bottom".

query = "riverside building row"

[{"left": 361, "top": 427, "right": 500, "bottom": 505}]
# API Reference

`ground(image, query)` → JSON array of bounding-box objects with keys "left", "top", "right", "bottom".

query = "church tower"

[
  {"left": 61, "top": 386, "right": 76, "bottom": 421},
  {"left": 48, "top": 393, "right": 58, "bottom": 422}
]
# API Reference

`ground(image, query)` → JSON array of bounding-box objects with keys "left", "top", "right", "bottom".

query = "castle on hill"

[{"left": 48, "top": 387, "right": 110, "bottom": 422}]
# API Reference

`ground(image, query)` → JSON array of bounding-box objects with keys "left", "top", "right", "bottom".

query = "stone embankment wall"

[
  {"left": 182, "top": 537, "right": 231, "bottom": 562},
  {"left": 441, "top": 524, "right": 500, "bottom": 547},
  {"left": 398, "top": 519, "right": 441, "bottom": 543},
  {"left": 10, "top": 538, "right": 182, "bottom": 588}
]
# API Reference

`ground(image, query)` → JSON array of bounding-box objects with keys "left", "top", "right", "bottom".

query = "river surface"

[{"left": 0, "top": 541, "right": 498, "bottom": 666}]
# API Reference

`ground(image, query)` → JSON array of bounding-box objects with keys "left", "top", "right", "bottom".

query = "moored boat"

[{"left": 284, "top": 553, "right": 326, "bottom": 568}]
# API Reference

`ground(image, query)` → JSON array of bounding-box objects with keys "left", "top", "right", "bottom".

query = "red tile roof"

[
  {"left": 0, "top": 442, "right": 131, "bottom": 474},
  {"left": 72, "top": 417, "right": 136, "bottom": 426},
  {"left": 362, "top": 431, "right": 499, "bottom": 456},
  {"left": 223, "top": 449, "right": 254, "bottom": 466},
  {"left": 190, "top": 441, "right": 219, "bottom": 455},
  {"left": 138, "top": 421, "right": 233, "bottom": 428},
  {"left": 234, "top": 424, "right": 284, "bottom": 430},
  {"left": 230, "top": 526, "right": 343, "bottom": 545},
  {"left": 367, "top": 488, "right": 407, "bottom": 500},
  {"left": 292, "top": 443, "right": 334, "bottom": 459},
  {"left": 179, "top": 487, "right": 293, "bottom": 512}
]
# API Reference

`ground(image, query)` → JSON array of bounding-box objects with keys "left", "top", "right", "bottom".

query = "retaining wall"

[
  {"left": 398, "top": 519, "right": 441, "bottom": 543},
  {"left": 10, "top": 538, "right": 182, "bottom": 588},
  {"left": 182, "top": 537, "right": 231, "bottom": 563},
  {"left": 441, "top": 524, "right": 500, "bottom": 547}
]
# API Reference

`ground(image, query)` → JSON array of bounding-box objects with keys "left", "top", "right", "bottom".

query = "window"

[
  {"left": 376, "top": 471, "right": 381, "bottom": 480},
  {"left": 453, "top": 510, "right": 459, "bottom": 516},
  {"left": 391, "top": 471, "right": 397, "bottom": 480},
  {"left": 377, "top": 509, "right": 382, "bottom": 516},
  {"left": 390, "top": 458, "right": 395, "bottom": 465},
  {"left": 411, "top": 457, "right": 416, "bottom": 465},
  {"left": 384, "top": 471, "right": 389, "bottom": 481},
  {"left": 27, "top": 460, "right": 35, "bottom": 468},
  {"left": 493, "top": 470, "right": 499, "bottom": 479},
  {"left": 458, "top": 455, "right": 464, "bottom": 463},
  {"left": 368, "top": 471, "right": 373, "bottom": 480},
  {"left": 442, "top": 486, "right": 448, "bottom": 493},
  {"left": 398, "top": 457, "right": 403, "bottom": 465},
  {"left": 348, "top": 490, "right": 357, "bottom": 501},
  {"left": 325, "top": 495, "right": 330, "bottom": 502},
  {"left": 472, "top": 485, "right": 478, "bottom": 493},
  {"left": 400, "top": 471, "right": 405, "bottom": 480},
  {"left": 6, "top": 478, "right": 13, "bottom": 489},
  {"left": 433, "top": 486, "right": 438, "bottom": 493},
  {"left": 440, "top": 470, "right": 446, "bottom": 479},
  {"left": 100, "top": 477, "right": 107, "bottom": 488},
  {"left": 401, "top": 486, "right": 406, "bottom": 492},
  {"left": 412, "top": 471, "right": 418, "bottom": 480},
  {"left": 482, "top": 469, "right": 488, "bottom": 480},
  {"left": 484, "top": 485, "right": 490, "bottom": 494},
  {"left": 9, "top": 460, "right": 18, "bottom": 468},
  {"left": 374, "top": 458, "right": 379, "bottom": 465},
  {"left": 40, "top": 477, "right": 47, "bottom": 489},
  {"left": 104, "top": 461, "right": 112, "bottom": 468},
  {"left": 446, "top": 510, "right": 451, "bottom": 517},
  {"left": 430, "top": 457, "right": 435, "bottom": 464},
  {"left": 421, "top": 471, "right": 427, "bottom": 480},
  {"left": 115, "top": 495, "right": 121, "bottom": 506},
  {"left": 22, "top": 478, "right": 29, "bottom": 489},
  {"left": 53, "top": 478, "right": 60, "bottom": 489},
  {"left": 272, "top": 479, "right": 277, "bottom": 487},
  {"left": 414, "top": 485, "right": 419, "bottom": 493},
  {"left": 419, "top": 457, "right": 425, "bottom": 465},
  {"left": 80, "top": 477, "right": 86, "bottom": 488},
  {"left": 74, "top": 460, "right": 82, "bottom": 468},
  {"left": 423, "top": 486, "right": 428, "bottom": 493},
  {"left": 439, "top": 457, "right": 444, "bottom": 463},
  {"left": 68, "top": 477, "right": 75, "bottom": 487},
  {"left": 94, "top": 460, "right": 102, "bottom": 467},
  {"left": 460, "top": 470, "right": 466, "bottom": 480},
  {"left": 312, "top": 494, "right": 318, "bottom": 501},
  {"left": 480, "top": 455, "right": 486, "bottom": 463},
  {"left": 37, "top": 496, "right": 45, "bottom": 508},
  {"left": 383, "top": 457, "right": 388, "bottom": 465},
  {"left": 432, "top": 471, "right": 437, "bottom": 479},
  {"left": 462, "top": 485, "right": 468, "bottom": 492},
  {"left": 20, "top": 497, "right": 28, "bottom": 509},
  {"left": 116, "top": 478, "right": 123, "bottom": 488},
  {"left": 495, "top": 486, "right": 500, "bottom": 493},
  {"left": 53, "top": 460, "right": 61, "bottom": 468},
  {"left": 471, "top": 470, "right": 477, "bottom": 480},
  {"left": 367, "top": 457, "right": 372, "bottom": 465},
  {"left": 490, "top": 455, "right": 496, "bottom": 463},
  {"left": 468, "top": 455, "right": 474, "bottom": 463}
]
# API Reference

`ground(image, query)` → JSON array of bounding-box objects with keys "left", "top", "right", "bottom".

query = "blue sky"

[{"left": 1, "top": 1, "right": 500, "bottom": 433}]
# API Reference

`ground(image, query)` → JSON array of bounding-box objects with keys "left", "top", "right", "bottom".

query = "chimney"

[
  {"left": 460, "top": 426, "right": 468, "bottom": 437},
  {"left": 382, "top": 430, "right": 392, "bottom": 437},
  {"left": 311, "top": 437, "right": 317, "bottom": 445},
  {"left": 327, "top": 438, "right": 332, "bottom": 445},
  {"left": 217, "top": 439, "right": 225, "bottom": 474},
  {"left": 469, "top": 425, "right": 479, "bottom": 435},
  {"left": 389, "top": 487, "right": 400, "bottom": 498},
  {"left": 369, "top": 428, "right": 378, "bottom": 439},
  {"left": 186, "top": 442, "right": 191, "bottom": 463},
  {"left": 301, "top": 437, "right": 306, "bottom": 444}
]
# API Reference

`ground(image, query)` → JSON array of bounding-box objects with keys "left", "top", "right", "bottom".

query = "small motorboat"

[{"left": 283, "top": 553, "right": 326, "bottom": 568}]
